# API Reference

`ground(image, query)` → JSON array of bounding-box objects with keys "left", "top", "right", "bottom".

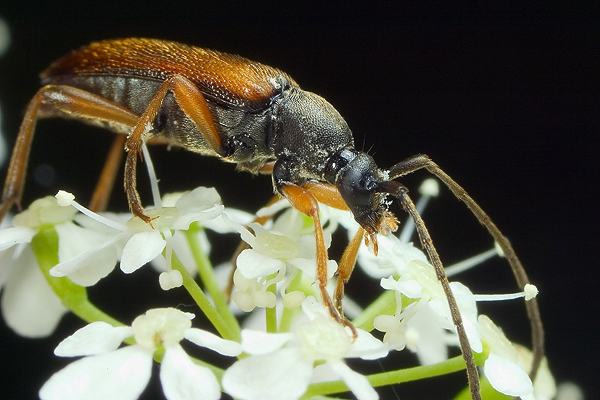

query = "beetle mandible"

[{"left": 0, "top": 38, "right": 544, "bottom": 399}]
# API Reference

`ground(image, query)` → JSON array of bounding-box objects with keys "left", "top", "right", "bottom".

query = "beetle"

[{"left": 0, "top": 38, "right": 544, "bottom": 399}]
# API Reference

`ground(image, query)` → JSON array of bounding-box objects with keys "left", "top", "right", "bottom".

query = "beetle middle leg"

[
  {"left": 88, "top": 135, "right": 126, "bottom": 212},
  {"left": 123, "top": 74, "right": 225, "bottom": 222},
  {"left": 334, "top": 227, "right": 365, "bottom": 314}
]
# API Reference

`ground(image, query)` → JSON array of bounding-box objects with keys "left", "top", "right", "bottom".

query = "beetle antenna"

[
  {"left": 387, "top": 154, "right": 544, "bottom": 379},
  {"left": 378, "top": 179, "right": 482, "bottom": 400}
]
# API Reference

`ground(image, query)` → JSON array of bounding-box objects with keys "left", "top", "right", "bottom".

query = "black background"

[{"left": 0, "top": 2, "right": 597, "bottom": 399}]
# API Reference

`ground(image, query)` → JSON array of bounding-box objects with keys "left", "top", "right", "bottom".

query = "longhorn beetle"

[{"left": 0, "top": 38, "right": 544, "bottom": 399}]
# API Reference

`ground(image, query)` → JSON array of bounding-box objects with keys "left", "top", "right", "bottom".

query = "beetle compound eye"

[
  {"left": 323, "top": 148, "right": 357, "bottom": 184},
  {"left": 362, "top": 174, "right": 378, "bottom": 191}
]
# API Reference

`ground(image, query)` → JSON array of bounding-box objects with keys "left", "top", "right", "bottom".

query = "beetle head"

[{"left": 324, "top": 149, "right": 398, "bottom": 237}]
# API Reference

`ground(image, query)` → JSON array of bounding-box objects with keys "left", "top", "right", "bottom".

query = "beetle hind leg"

[{"left": 0, "top": 84, "right": 138, "bottom": 221}]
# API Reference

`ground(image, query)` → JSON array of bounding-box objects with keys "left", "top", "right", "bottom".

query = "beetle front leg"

[
  {"left": 278, "top": 184, "right": 344, "bottom": 323},
  {"left": 273, "top": 159, "right": 356, "bottom": 335}
]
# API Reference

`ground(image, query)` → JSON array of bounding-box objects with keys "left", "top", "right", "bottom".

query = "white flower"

[
  {"left": 515, "top": 345, "right": 557, "bottom": 400},
  {"left": 236, "top": 208, "right": 336, "bottom": 281},
  {"left": 232, "top": 208, "right": 337, "bottom": 313},
  {"left": 151, "top": 192, "right": 253, "bottom": 276},
  {"left": 478, "top": 315, "right": 535, "bottom": 399},
  {"left": 222, "top": 298, "right": 388, "bottom": 400},
  {"left": 50, "top": 187, "right": 226, "bottom": 285},
  {"left": 555, "top": 382, "right": 583, "bottom": 400},
  {"left": 0, "top": 196, "right": 83, "bottom": 337},
  {"left": 231, "top": 269, "right": 276, "bottom": 312},
  {"left": 358, "top": 234, "right": 428, "bottom": 278},
  {"left": 0, "top": 246, "right": 67, "bottom": 337},
  {"left": 374, "top": 302, "right": 448, "bottom": 365},
  {"left": 39, "top": 307, "right": 241, "bottom": 400},
  {"left": 376, "top": 260, "right": 482, "bottom": 362}
]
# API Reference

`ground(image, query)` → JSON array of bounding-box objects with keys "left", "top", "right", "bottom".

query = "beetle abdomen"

[{"left": 41, "top": 38, "right": 297, "bottom": 111}]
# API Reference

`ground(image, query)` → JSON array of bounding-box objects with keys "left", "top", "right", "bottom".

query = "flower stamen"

[
  {"left": 54, "top": 190, "right": 127, "bottom": 231},
  {"left": 445, "top": 246, "right": 500, "bottom": 277},
  {"left": 141, "top": 142, "right": 162, "bottom": 208},
  {"left": 474, "top": 284, "right": 539, "bottom": 302}
]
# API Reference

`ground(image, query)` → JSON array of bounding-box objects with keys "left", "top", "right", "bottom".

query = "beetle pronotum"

[{"left": 0, "top": 38, "right": 544, "bottom": 399}]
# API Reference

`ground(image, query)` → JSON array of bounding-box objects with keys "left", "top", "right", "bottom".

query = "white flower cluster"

[{"left": 0, "top": 178, "right": 558, "bottom": 400}]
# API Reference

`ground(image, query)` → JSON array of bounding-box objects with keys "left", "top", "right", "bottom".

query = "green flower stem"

[
  {"left": 278, "top": 303, "right": 296, "bottom": 332},
  {"left": 152, "top": 346, "right": 224, "bottom": 379},
  {"left": 352, "top": 290, "right": 396, "bottom": 331},
  {"left": 265, "top": 282, "right": 277, "bottom": 333},
  {"left": 278, "top": 270, "right": 305, "bottom": 332},
  {"left": 32, "top": 227, "right": 122, "bottom": 327},
  {"left": 454, "top": 378, "right": 510, "bottom": 400},
  {"left": 185, "top": 225, "right": 240, "bottom": 339},
  {"left": 32, "top": 226, "right": 225, "bottom": 376},
  {"left": 171, "top": 255, "right": 237, "bottom": 340},
  {"left": 302, "top": 351, "right": 488, "bottom": 399}
]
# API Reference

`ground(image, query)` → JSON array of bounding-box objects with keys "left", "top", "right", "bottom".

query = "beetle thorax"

[{"left": 270, "top": 88, "right": 354, "bottom": 180}]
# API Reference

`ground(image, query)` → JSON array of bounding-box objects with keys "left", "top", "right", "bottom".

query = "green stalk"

[
  {"left": 301, "top": 351, "right": 487, "bottom": 399},
  {"left": 32, "top": 226, "right": 224, "bottom": 377},
  {"left": 32, "top": 227, "right": 121, "bottom": 326},
  {"left": 265, "top": 282, "right": 277, "bottom": 333},
  {"left": 278, "top": 270, "right": 305, "bottom": 332},
  {"left": 454, "top": 378, "right": 510, "bottom": 400},
  {"left": 352, "top": 290, "right": 396, "bottom": 331},
  {"left": 171, "top": 255, "right": 237, "bottom": 340},
  {"left": 184, "top": 225, "right": 240, "bottom": 339}
]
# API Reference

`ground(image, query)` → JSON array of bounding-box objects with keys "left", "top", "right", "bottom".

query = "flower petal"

[
  {"left": 429, "top": 282, "right": 482, "bottom": 353},
  {"left": 50, "top": 243, "right": 119, "bottom": 286},
  {"left": 0, "top": 247, "right": 16, "bottom": 287},
  {"left": 39, "top": 345, "right": 153, "bottom": 400},
  {"left": 54, "top": 322, "right": 133, "bottom": 357},
  {"left": 120, "top": 231, "right": 166, "bottom": 273},
  {"left": 256, "top": 199, "right": 289, "bottom": 218},
  {"left": 380, "top": 276, "right": 422, "bottom": 299},
  {"left": 236, "top": 249, "right": 284, "bottom": 279},
  {"left": 288, "top": 258, "right": 337, "bottom": 280},
  {"left": 52, "top": 223, "right": 120, "bottom": 286},
  {"left": 515, "top": 345, "right": 557, "bottom": 400},
  {"left": 240, "top": 329, "right": 292, "bottom": 355},
  {"left": 0, "top": 226, "right": 34, "bottom": 251},
  {"left": 171, "top": 206, "right": 224, "bottom": 231},
  {"left": 160, "top": 345, "right": 221, "bottom": 400},
  {"left": 184, "top": 328, "right": 241, "bottom": 356},
  {"left": 202, "top": 209, "right": 253, "bottom": 234},
  {"left": 347, "top": 329, "right": 389, "bottom": 360},
  {"left": 175, "top": 186, "right": 221, "bottom": 212},
  {"left": 1, "top": 248, "right": 67, "bottom": 337},
  {"left": 359, "top": 235, "right": 427, "bottom": 278},
  {"left": 478, "top": 315, "right": 519, "bottom": 361},
  {"left": 328, "top": 360, "right": 378, "bottom": 400},
  {"left": 222, "top": 348, "right": 312, "bottom": 400},
  {"left": 151, "top": 230, "right": 205, "bottom": 275},
  {"left": 484, "top": 353, "right": 534, "bottom": 397},
  {"left": 405, "top": 303, "right": 448, "bottom": 365}
]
